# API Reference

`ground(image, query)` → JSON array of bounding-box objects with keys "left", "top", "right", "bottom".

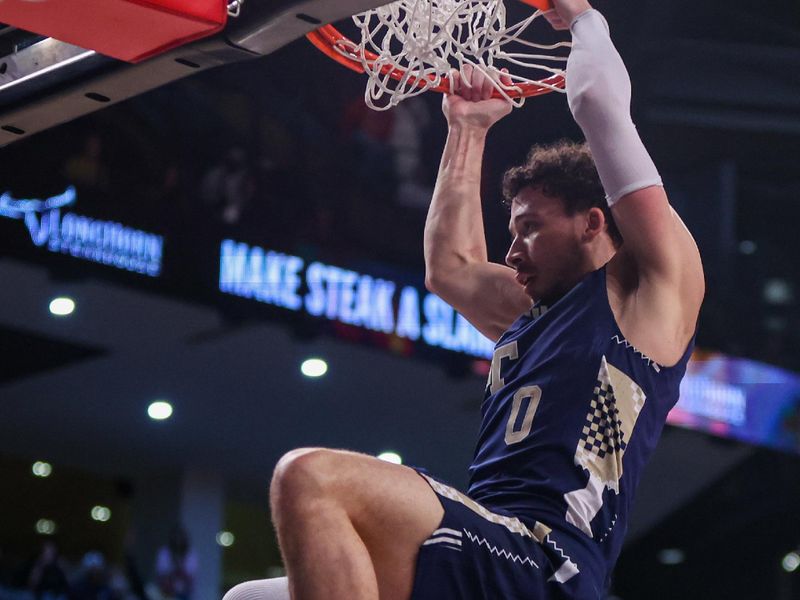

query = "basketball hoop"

[{"left": 307, "top": 0, "right": 568, "bottom": 110}]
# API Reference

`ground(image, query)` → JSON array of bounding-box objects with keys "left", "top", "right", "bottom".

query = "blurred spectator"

[
  {"left": 119, "top": 533, "right": 146, "bottom": 600},
  {"left": 62, "top": 134, "right": 109, "bottom": 192},
  {"left": 391, "top": 99, "right": 434, "bottom": 212},
  {"left": 341, "top": 97, "right": 396, "bottom": 195},
  {"left": 153, "top": 527, "right": 196, "bottom": 600},
  {"left": 68, "top": 552, "right": 113, "bottom": 600},
  {"left": 28, "top": 542, "right": 69, "bottom": 600},
  {"left": 107, "top": 566, "right": 140, "bottom": 600},
  {"left": 199, "top": 147, "right": 256, "bottom": 226}
]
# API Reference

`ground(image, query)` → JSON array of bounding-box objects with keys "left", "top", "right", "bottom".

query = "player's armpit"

[
  {"left": 610, "top": 185, "right": 705, "bottom": 323},
  {"left": 426, "top": 261, "right": 533, "bottom": 342}
]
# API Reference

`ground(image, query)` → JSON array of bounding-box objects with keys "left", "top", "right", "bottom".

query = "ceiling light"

[
  {"left": 782, "top": 552, "right": 800, "bottom": 573},
  {"left": 216, "top": 531, "right": 235, "bottom": 547},
  {"left": 763, "top": 279, "right": 793, "bottom": 306},
  {"left": 657, "top": 548, "right": 685, "bottom": 565},
  {"left": 148, "top": 401, "right": 173, "bottom": 420},
  {"left": 49, "top": 297, "right": 75, "bottom": 316},
  {"left": 301, "top": 358, "right": 328, "bottom": 378},
  {"left": 738, "top": 240, "right": 757, "bottom": 255},
  {"left": 35, "top": 519, "right": 56, "bottom": 535},
  {"left": 377, "top": 452, "right": 402, "bottom": 465},
  {"left": 91, "top": 506, "right": 111, "bottom": 522},
  {"left": 32, "top": 461, "right": 52, "bottom": 477}
]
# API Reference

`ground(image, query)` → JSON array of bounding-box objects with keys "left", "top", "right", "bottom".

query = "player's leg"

[{"left": 270, "top": 447, "right": 444, "bottom": 600}]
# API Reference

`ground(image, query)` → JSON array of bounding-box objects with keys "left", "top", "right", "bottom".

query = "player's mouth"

[{"left": 515, "top": 272, "right": 535, "bottom": 287}]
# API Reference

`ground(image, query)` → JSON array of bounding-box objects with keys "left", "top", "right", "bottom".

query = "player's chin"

[{"left": 524, "top": 276, "right": 552, "bottom": 303}]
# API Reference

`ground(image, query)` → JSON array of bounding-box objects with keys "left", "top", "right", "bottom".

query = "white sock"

[{"left": 222, "top": 577, "right": 290, "bottom": 600}]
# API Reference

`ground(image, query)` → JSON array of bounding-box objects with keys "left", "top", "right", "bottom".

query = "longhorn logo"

[{"left": 0, "top": 186, "right": 163, "bottom": 276}]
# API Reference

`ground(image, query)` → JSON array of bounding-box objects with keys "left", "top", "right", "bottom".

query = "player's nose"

[{"left": 505, "top": 239, "right": 524, "bottom": 268}]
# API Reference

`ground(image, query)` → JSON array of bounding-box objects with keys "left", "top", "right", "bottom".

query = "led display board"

[
  {"left": 218, "top": 238, "right": 495, "bottom": 359},
  {"left": 3, "top": 186, "right": 798, "bottom": 455},
  {"left": 0, "top": 186, "right": 163, "bottom": 276},
  {"left": 669, "top": 352, "right": 800, "bottom": 454}
]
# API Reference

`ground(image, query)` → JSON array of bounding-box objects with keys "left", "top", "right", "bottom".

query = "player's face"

[{"left": 505, "top": 187, "right": 588, "bottom": 304}]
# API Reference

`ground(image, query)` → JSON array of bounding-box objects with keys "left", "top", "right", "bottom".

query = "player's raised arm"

[
  {"left": 424, "top": 65, "right": 532, "bottom": 342},
  {"left": 551, "top": 0, "right": 705, "bottom": 345}
]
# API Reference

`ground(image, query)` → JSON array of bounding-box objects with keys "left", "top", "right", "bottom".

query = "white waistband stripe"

[
  {"left": 420, "top": 474, "right": 580, "bottom": 584},
  {"left": 432, "top": 527, "right": 462, "bottom": 537},
  {"left": 423, "top": 537, "right": 463, "bottom": 546}
]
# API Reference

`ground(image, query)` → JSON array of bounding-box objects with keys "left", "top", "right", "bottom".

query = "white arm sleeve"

[
  {"left": 566, "top": 9, "right": 663, "bottom": 205},
  {"left": 222, "top": 578, "right": 290, "bottom": 600}
]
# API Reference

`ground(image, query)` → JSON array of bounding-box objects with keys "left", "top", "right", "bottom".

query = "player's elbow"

[
  {"left": 425, "top": 269, "right": 449, "bottom": 295},
  {"left": 424, "top": 256, "right": 468, "bottom": 294},
  {"left": 424, "top": 273, "right": 438, "bottom": 294},
  {"left": 425, "top": 271, "right": 464, "bottom": 311}
]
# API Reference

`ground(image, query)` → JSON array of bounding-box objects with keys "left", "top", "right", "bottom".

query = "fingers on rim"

[
  {"left": 499, "top": 67, "right": 512, "bottom": 88},
  {"left": 450, "top": 68, "right": 461, "bottom": 94},
  {"left": 481, "top": 69, "right": 494, "bottom": 100},
  {"left": 459, "top": 64, "right": 473, "bottom": 98},
  {"left": 461, "top": 62, "right": 474, "bottom": 85},
  {"left": 468, "top": 64, "right": 487, "bottom": 101}
]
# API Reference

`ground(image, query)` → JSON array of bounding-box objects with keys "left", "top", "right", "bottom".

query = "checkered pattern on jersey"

[{"left": 580, "top": 379, "right": 627, "bottom": 459}]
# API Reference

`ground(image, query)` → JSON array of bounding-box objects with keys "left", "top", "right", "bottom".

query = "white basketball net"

[{"left": 343, "top": 0, "right": 570, "bottom": 110}]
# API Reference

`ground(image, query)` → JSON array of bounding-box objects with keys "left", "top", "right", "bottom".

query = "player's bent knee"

[{"left": 271, "top": 447, "right": 341, "bottom": 511}]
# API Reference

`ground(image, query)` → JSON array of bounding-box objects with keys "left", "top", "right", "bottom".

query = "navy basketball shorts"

[{"left": 410, "top": 473, "right": 602, "bottom": 600}]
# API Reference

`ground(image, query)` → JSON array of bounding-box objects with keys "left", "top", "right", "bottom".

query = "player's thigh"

[{"left": 274, "top": 448, "right": 444, "bottom": 599}]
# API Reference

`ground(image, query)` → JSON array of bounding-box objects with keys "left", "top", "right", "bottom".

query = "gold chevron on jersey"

[{"left": 565, "top": 356, "right": 648, "bottom": 537}]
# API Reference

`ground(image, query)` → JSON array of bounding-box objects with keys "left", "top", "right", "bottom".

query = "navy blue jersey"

[{"left": 467, "top": 265, "right": 694, "bottom": 591}]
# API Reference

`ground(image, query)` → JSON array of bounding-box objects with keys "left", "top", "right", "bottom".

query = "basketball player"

[{"left": 223, "top": 0, "right": 704, "bottom": 598}]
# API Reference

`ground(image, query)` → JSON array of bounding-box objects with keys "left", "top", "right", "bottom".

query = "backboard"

[{"left": 0, "top": 0, "right": 393, "bottom": 146}]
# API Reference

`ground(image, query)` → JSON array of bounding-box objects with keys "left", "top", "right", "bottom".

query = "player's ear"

[{"left": 582, "top": 208, "right": 605, "bottom": 242}]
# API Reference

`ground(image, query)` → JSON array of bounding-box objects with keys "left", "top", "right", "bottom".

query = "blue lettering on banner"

[
  {"left": 0, "top": 187, "right": 163, "bottom": 277},
  {"left": 219, "top": 240, "right": 302, "bottom": 311},
  {"left": 219, "top": 238, "right": 493, "bottom": 358},
  {"left": 677, "top": 376, "right": 747, "bottom": 426},
  {"left": 396, "top": 286, "right": 421, "bottom": 341},
  {"left": 303, "top": 263, "right": 395, "bottom": 331}
]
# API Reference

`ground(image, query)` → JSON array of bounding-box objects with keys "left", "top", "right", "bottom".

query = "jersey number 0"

[{"left": 488, "top": 341, "right": 543, "bottom": 446}]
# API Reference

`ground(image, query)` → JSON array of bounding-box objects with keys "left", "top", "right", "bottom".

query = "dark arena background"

[{"left": 1, "top": 0, "right": 800, "bottom": 598}]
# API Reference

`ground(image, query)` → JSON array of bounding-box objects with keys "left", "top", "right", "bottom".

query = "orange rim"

[
  {"left": 306, "top": 20, "right": 565, "bottom": 99},
  {"left": 518, "top": 0, "right": 553, "bottom": 10}
]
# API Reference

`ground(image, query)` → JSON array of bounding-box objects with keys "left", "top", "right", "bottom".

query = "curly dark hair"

[{"left": 502, "top": 139, "right": 622, "bottom": 246}]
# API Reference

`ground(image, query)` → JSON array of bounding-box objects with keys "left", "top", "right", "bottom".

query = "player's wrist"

[
  {"left": 553, "top": 0, "right": 593, "bottom": 28},
  {"left": 447, "top": 120, "right": 491, "bottom": 137},
  {"left": 446, "top": 104, "right": 510, "bottom": 132}
]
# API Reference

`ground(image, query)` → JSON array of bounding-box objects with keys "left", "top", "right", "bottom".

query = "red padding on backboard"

[{"left": 0, "top": 0, "right": 227, "bottom": 63}]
